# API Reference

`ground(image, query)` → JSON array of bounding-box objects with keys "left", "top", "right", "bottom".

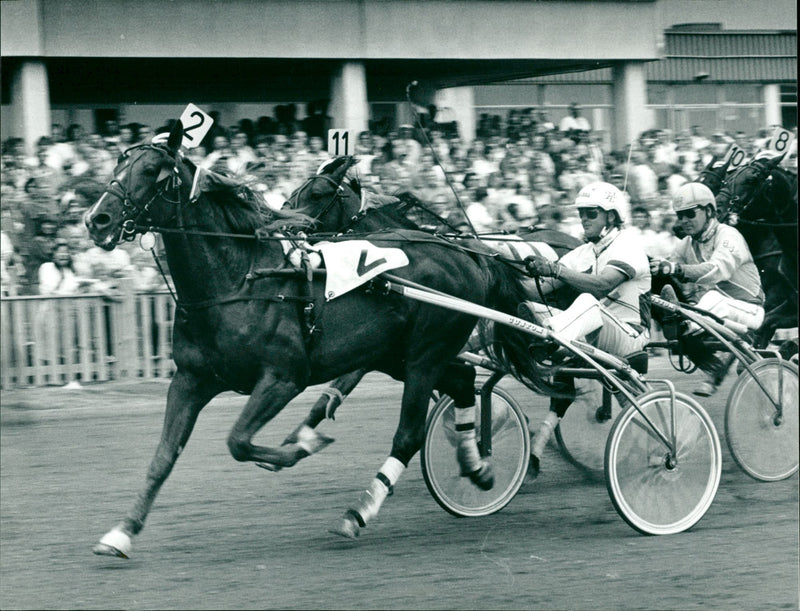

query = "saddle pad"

[{"left": 318, "top": 240, "right": 409, "bottom": 301}]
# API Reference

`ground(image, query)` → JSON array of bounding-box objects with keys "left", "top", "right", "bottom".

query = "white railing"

[{"left": 1, "top": 283, "right": 176, "bottom": 388}]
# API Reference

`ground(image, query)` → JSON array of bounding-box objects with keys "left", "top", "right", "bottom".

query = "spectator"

[
  {"left": 558, "top": 103, "right": 591, "bottom": 141},
  {"left": 37, "top": 239, "right": 89, "bottom": 296},
  {"left": 1, "top": 228, "right": 24, "bottom": 296}
]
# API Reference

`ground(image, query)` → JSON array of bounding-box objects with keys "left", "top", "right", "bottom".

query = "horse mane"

[{"left": 182, "top": 156, "right": 316, "bottom": 234}]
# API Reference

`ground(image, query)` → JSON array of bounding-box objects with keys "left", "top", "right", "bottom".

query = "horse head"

[
  {"left": 697, "top": 155, "right": 730, "bottom": 195},
  {"left": 85, "top": 121, "right": 191, "bottom": 250},
  {"left": 716, "top": 154, "right": 785, "bottom": 224},
  {"left": 285, "top": 155, "right": 362, "bottom": 232}
]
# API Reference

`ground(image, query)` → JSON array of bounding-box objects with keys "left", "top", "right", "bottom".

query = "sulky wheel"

[
  {"left": 725, "top": 358, "right": 799, "bottom": 481},
  {"left": 605, "top": 390, "right": 722, "bottom": 535},
  {"left": 421, "top": 386, "right": 529, "bottom": 517},
  {"left": 554, "top": 378, "right": 622, "bottom": 479}
]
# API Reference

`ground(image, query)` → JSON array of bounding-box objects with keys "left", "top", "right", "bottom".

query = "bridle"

[
  {"left": 285, "top": 173, "right": 352, "bottom": 228},
  {"left": 99, "top": 144, "right": 183, "bottom": 243},
  {"left": 717, "top": 161, "right": 794, "bottom": 227}
]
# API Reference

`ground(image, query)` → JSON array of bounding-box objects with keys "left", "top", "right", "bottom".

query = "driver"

[
  {"left": 519, "top": 181, "right": 651, "bottom": 477},
  {"left": 650, "top": 182, "right": 765, "bottom": 397}
]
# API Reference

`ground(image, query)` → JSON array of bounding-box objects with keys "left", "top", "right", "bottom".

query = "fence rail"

[{"left": 1, "top": 283, "right": 175, "bottom": 389}]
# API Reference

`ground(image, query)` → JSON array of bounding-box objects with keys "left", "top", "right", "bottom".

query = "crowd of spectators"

[{"left": 2, "top": 104, "right": 796, "bottom": 299}]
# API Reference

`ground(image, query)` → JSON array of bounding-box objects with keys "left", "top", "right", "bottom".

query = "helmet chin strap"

[{"left": 586, "top": 223, "right": 611, "bottom": 243}]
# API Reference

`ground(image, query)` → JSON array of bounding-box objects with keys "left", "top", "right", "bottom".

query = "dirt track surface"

[{"left": 1, "top": 358, "right": 798, "bottom": 610}]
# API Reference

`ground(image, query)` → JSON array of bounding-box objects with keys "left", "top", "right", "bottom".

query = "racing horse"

[
  {"left": 84, "top": 121, "right": 563, "bottom": 555},
  {"left": 715, "top": 154, "right": 798, "bottom": 350},
  {"left": 280, "top": 155, "right": 581, "bottom": 448}
]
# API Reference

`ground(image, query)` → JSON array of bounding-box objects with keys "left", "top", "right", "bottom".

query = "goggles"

[
  {"left": 577, "top": 207, "right": 601, "bottom": 220},
  {"left": 676, "top": 207, "right": 700, "bottom": 220}
]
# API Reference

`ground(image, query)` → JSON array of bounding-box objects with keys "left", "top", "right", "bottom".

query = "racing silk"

[
  {"left": 669, "top": 219, "right": 765, "bottom": 306},
  {"left": 559, "top": 227, "right": 652, "bottom": 330}
]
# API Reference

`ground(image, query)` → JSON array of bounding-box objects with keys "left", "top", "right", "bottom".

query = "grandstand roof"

[{"left": 513, "top": 29, "right": 797, "bottom": 84}]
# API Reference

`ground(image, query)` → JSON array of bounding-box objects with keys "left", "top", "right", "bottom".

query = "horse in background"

[
  {"left": 281, "top": 155, "right": 580, "bottom": 445},
  {"left": 716, "top": 154, "right": 798, "bottom": 350},
  {"left": 84, "top": 122, "right": 565, "bottom": 554}
]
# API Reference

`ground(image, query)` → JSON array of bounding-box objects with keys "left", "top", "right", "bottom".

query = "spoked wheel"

[
  {"left": 421, "top": 387, "right": 529, "bottom": 517},
  {"left": 725, "top": 358, "right": 799, "bottom": 481},
  {"left": 554, "top": 379, "right": 621, "bottom": 479},
  {"left": 605, "top": 390, "right": 722, "bottom": 535}
]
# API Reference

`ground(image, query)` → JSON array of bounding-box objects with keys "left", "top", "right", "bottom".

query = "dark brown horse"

[
  {"left": 716, "top": 154, "right": 798, "bottom": 350},
  {"left": 281, "top": 156, "right": 580, "bottom": 448},
  {"left": 84, "top": 122, "right": 561, "bottom": 555}
]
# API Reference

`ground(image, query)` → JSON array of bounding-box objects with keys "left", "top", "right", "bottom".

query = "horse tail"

[{"left": 481, "top": 257, "right": 569, "bottom": 398}]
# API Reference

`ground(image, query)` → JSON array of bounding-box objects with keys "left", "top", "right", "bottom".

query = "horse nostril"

[{"left": 92, "top": 212, "right": 112, "bottom": 229}]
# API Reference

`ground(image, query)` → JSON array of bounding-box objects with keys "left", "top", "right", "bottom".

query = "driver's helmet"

[
  {"left": 574, "top": 181, "right": 627, "bottom": 222},
  {"left": 671, "top": 182, "right": 716, "bottom": 213}
]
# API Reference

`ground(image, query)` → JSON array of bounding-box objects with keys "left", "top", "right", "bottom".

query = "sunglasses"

[
  {"left": 577, "top": 207, "right": 601, "bottom": 220},
  {"left": 676, "top": 208, "right": 700, "bottom": 220}
]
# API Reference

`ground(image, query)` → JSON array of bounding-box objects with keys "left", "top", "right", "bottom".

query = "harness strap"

[{"left": 178, "top": 292, "right": 308, "bottom": 312}]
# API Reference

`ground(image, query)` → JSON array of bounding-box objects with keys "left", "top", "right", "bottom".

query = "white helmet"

[
  {"left": 671, "top": 182, "right": 716, "bottom": 213},
  {"left": 574, "top": 182, "right": 626, "bottom": 222}
]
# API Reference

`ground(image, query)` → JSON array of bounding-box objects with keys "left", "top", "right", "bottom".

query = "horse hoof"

[
  {"left": 469, "top": 462, "right": 495, "bottom": 491},
  {"left": 93, "top": 527, "right": 131, "bottom": 558},
  {"left": 329, "top": 515, "right": 360, "bottom": 539}
]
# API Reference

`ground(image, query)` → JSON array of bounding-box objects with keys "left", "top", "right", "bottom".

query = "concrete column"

[
  {"left": 762, "top": 84, "right": 781, "bottom": 127},
  {"left": 9, "top": 60, "right": 51, "bottom": 155},
  {"left": 611, "top": 62, "right": 652, "bottom": 150},
  {"left": 328, "top": 61, "right": 369, "bottom": 134},
  {"left": 433, "top": 87, "right": 476, "bottom": 143}
]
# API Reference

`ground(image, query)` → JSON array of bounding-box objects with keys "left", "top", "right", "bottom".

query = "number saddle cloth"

[{"left": 281, "top": 236, "right": 409, "bottom": 302}]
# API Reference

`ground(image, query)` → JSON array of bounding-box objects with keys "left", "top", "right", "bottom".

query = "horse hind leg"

[
  {"left": 93, "top": 370, "right": 221, "bottom": 558},
  {"left": 437, "top": 361, "right": 494, "bottom": 491}
]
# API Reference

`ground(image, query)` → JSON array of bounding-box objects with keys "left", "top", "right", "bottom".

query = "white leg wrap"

[
  {"left": 545, "top": 293, "right": 603, "bottom": 342},
  {"left": 454, "top": 406, "right": 482, "bottom": 473},
  {"left": 295, "top": 425, "right": 326, "bottom": 454},
  {"left": 355, "top": 478, "right": 390, "bottom": 525},
  {"left": 379, "top": 456, "right": 405, "bottom": 486},
  {"left": 355, "top": 457, "right": 406, "bottom": 526},
  {"left": 454, "top": 405, "right": 476, "bottom": 426},
  {"left": 531, "top": 411, "right": 559, "bottom": 458}
]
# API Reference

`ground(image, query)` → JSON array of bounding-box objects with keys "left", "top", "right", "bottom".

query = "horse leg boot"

[
  {"left": 279, "top": 369, "right": 367, "bottom": 448},
  {"left": 436, "top": 362, "right": 494, "bottom": 490},
  {"left": 93, "top": 370, "right": 221, "bottom": 558},
  {"left": 331, "top": 370, "right": 434, "bottom": 538}
]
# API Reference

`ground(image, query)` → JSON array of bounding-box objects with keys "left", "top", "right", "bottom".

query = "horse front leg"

[
  {"left": 93, "top": 370, "right": 221, "bottom": 558},
  {"left": 227, "top": 370, "right": 332, "bottom": 469},
  {"left": 331, "top": 368, "right": 437, "bottom": 538},
  {"left": 280, "top": 369, "right": 368, "bottom": 448}
]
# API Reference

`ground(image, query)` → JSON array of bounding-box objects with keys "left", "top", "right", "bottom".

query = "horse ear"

[
  {"left": 344, "top": 156, "right": 360, "bottom": 174},
  {"left": 766, "top": 153, "right": 786, "bottom": 169},
  {"left": 167, "top": 121, "right": 184, "bottom": 152},
  {"left": 704, "top": 156, "right": 718, "bottom": 171}
]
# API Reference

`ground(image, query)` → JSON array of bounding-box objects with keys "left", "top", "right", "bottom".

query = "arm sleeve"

[{"left": 685, "top": 229, "right": 748, "bottom": 286}]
